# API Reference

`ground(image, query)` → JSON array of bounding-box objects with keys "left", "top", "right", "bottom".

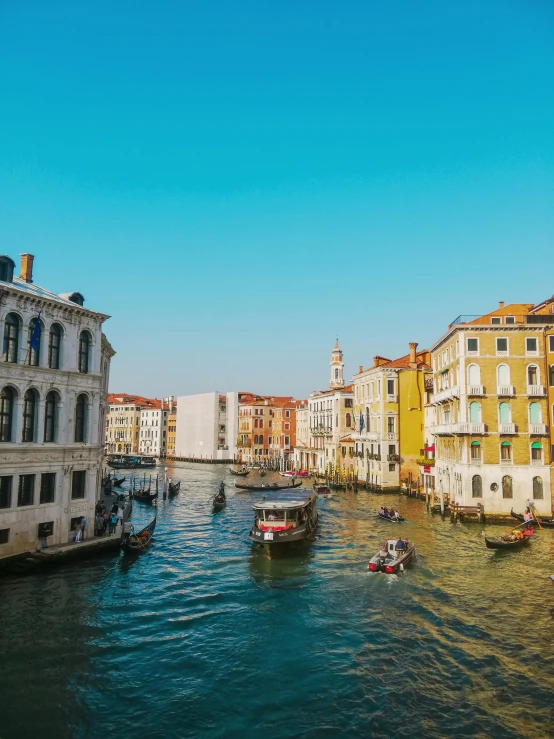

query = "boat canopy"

[{"left": 252, "top": 490, "right": 316, "bottom": 510}]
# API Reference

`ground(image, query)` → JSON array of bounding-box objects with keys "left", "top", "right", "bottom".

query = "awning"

[{"left": 423, "top": 445, "right": 435, "bottom": 452}]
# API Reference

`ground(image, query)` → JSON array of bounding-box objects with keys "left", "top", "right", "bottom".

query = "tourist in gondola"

[{"left": 524, "top": 508, "right": 533, "bottom": 522}]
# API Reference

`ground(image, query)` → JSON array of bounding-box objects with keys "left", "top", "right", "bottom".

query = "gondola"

[
  {"left": 259, "top": 469, "right": 266, "bottom": 477},
  {"left": 510, "top": 508, "right": 554, "bottom": 528},
  {"left": 168, "top": 480, "right": 181, "bottom": 496},
  {"left": 122, "top": 517, "right": 156, "bottom": 553},
  {"left": 212, "top": 494, "right": 226, "bottom": 511},
  {"left": 234, "top": 481, "right": 303, "bottom": 492},
  {"left": 131, "top": 490, "right": 158, "bottom": 503},
  {"left": 485, "top": 525, "right": 534, "bottom": 550},
  {"left": 228, "top": 468, "right": 250, "bottom": 476},
  {"left": 377, "top": 512, "right": 405, "bottom": 522},
  {"left": 113, "top": 476, "right": 126, "bottom": 488}
]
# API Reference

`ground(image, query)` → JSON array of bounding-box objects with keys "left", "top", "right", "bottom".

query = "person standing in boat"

[
  {"left": 219, "top": 482, "right": 225, "bottom": 496},
  {"left": 523, "top": 508, "right": 533, "bottom": 522},
  {"left": 121, "top": 519, "right": 134, "bottom": 546},
  {"left": 395, "top": 538, "right": 406, "bottom": 556}
]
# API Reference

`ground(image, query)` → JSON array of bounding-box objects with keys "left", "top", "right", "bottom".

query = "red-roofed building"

[
  {"left": 106, "top": 393, "right": 159, "bottom": 454},
  {"left": 238, "top": 394, "right": 301, "bottom": 467}
]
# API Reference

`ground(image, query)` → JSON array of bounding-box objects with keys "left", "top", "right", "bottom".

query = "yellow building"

[
  {"left": 352, "top": 343, "right": 430, "bottom": 490},
  {"left": 429, "top": 300, "right": 554, "bottom": 515},
  {"left": 166, "top": 407, "right": 177, "bottom": 457}
]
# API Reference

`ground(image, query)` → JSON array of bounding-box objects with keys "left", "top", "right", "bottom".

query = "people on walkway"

[
  {"left": 117, "top": 506, "right": 123, "bottom": 530},
  {"left": 74, "top": 519, "right": 82, "bottom": 543},
  {"left": 102, "top": 511, "right": 109, "bottom": 534},
  {"left": 80, "top": 515, "right": 87, "bottom": 540},
  {"left": 95, "top": 513, "right": 103, "bottom": 537},
  {"left": 108, "top": 512, "right": 118, "bottom": 535}
]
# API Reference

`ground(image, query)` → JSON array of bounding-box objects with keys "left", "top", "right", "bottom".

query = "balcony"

[
  {"left": 384, "top": 432, "right": 398, "bottom": 441},
  {"left": 527, "top": 385, "right": 546, "bottom": 396},
  {"left": 531, "top": 458, "right": 544, "bottom": 466},
  {"left": 457, "top": 423, "right": 486, "bottom": 434},
  {"left": 470, "top": 457, "right": 482, "bottom": 465},
  {"left": 430, "top": 423, "right": 455, "bottom": 435},
  {"left": 433, "top": 386, "right": 460, "bottom": 404},
  {"left": 386, "top": 394, "right": 397, "bottom": 403},
  {"left": 497, "top": 385, "right": 515, "bottom": 396},
  {"left": 529, "top": 423, "right": 548, "bottom": 435},
  {"left": 467, "top": 385, "right": 485, "bottom": 396},
  {"left": 498, "top": 423, "right": 517, "bottom": 434}
]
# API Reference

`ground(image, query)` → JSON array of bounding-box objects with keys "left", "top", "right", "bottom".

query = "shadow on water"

[{"left": 0, "top": 463, "right": 552, "bottom": 739}]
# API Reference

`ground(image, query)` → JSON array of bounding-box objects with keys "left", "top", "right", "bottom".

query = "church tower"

[{"left": 330, "top": 338, "right": 344, "bottom": 389}]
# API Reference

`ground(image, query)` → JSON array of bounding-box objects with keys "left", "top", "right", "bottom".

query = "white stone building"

[
  {"left": 0, "top": 253, "right": 114, "bottom": 559},
  {"left": 138, "top": 396, "right": 174, "bottom": 458},
  {"left": 175, "top": 391, "right": 239, "bottom": 460}
]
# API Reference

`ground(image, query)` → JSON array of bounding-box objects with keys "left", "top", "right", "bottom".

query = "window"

[
  {"left": 78, "top": 331, "right": 91, "bottom": 373},
  {"left": 344, "top": 398, "right": 353, "bottom": 408},
  {"left": 284, "top": 436, "right": 290, "bottom": 446},
  {"left": 3, "top": 313, "right": 21, "bottom": 363},
  {"left": 496, "top": 338, "right": 508, "bottom": 355},
  {"left": 387, "top": 379, "right": 395, "bottom": 395},
  {"left": 491, "top": 317, "right": 501, "bottom": 325},
  {"left": 0, "top": 476, "right": 12, "bottom": 508},
  {"left": 284, "top": 422, "right": 290, "bottom": 431},
  {"left": 529, "top": 402, "right": 541, "bottom": 424},
  {"left": 472, "top": 475, "right": 482, "bottom": 497},
  {"left": 502, "top": 475, "right": 513, "bottom": 499},
  {"left": 497, "top": 364, "right": 510, "bottom": 386},
  {"left": 470, "top": 441, "right": 481, "bottom": 461},
  {"left": 285, "top": 410, "right": 290, "bottom": 418},
  {"left": 389, "top": 463, "right": 395, "bottom": 472},
  {"left": 549, "top": 365, "right": 554, "bottom": 387},
  {"left": 469, "top": 402, "right": 481, "bottom": 423},
  {"left": 526, "top": 337, "right": 538, "bottom": 355},
  {"left": 0, "top": 387, "right": 15, "bottom": 442},
  {"left": 387, "top": 417, "right": 395, "bottom": 433},
  {"left": 533, "top": 476, "right": 543, "bottom": 500},
  {"left": 48, "top": 323, "right": 62, "bottom": 369},
  {"left": 0, "top": 528, "right": 9, "bottom": 544},
  {"left": 527, "top": 365, "right": 538, "bottom": 386},
  {"left": 505, "top": 316, "right": 515, "bottom": 324},
  {"left": 75, "top": 394, "right": 87, "bottom": 442},
  {"left": 498, "top": 402, "right": 511, "bottom": 424},
  {"left": 72, "top": 470, "right": 86, "bottom": 499},
  {"left": 345, "top": 414, "right": 351, "bottom": 428},
  {"left": 549, "top": 336, "right": 554, "bottom": 353},
  {"left": 467, "top": 338, "right": 479, "bottom": 354},
  {"left": 18, "top": 474, "right": 35, "bottom": 506},
  {"left": 38, "top": 522, "right": 53, "bottom": 539},
  {"left": 531, "top": 442, "right": 542, "bottom": 464},
  {"left": 22, "top": 389, "right": 37, "bottom": 442},
  {"left": 40, "top": 473, "right": 56, "bottom": 504},
  {"left": 26, "top": 317, "right": 42, "bottom": 366},
  {"left": 467, "top": 364, "right": 480, "bottom": 386},
  {"left": 500, "top": 442, "right": 511, "bottom": 462}
]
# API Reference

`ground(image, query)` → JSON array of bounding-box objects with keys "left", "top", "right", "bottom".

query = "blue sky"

[{"left": 1, "top": 1, "right": 553, "bottom": 399}]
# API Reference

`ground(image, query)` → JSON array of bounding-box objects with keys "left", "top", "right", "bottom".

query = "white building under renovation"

[{"left": 175, "top": 391, "right": 238, "bottom": 460}]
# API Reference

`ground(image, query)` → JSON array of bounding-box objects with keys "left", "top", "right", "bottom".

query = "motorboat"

[
  {"left": 368, "top": 538, "right": 416, "bottom": 573},
  {"left": 249, "top": 490, "right": 318, "bottom": 555},
  {"left": 280, "top": 471, "right": 309, "bottom": 478},
  {"left": 377, "top": 510, "right": 405, "bottom": 522},
  {"left": 138, "top": 456, "right": 157, "bottom": 468},
  {"left": 107, "top": 454, "right": 140, "bottom": 470},
  {"left": 315, "top": 485, "right": 332, "bottom": 498},
  {"left": 229, "top": 468, "right": 250, "bottom": 476}
]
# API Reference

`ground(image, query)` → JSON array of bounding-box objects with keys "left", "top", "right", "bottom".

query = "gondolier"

[{"left": 121, "top": 519, "right": 134, "bottom": 546}]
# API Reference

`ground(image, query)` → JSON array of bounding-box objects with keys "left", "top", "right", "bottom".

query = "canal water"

[{"left": 0, "top": 463, "right": 552, "bottom": 739}]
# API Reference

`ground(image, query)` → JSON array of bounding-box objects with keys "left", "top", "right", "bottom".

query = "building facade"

[
  {"left": 175, "top": 391, "right": 239, "bottom": 460},
  {"left": 429, "top": 301, "right": 554, "bottom": 514},
  {"left": 237, "top": 395, "right": 294, "bottom": 466},
  {"left": 0, "top": 253, "right": 114, "bottom": 558},
  {"left": 166, "top": 406, "right": 177, "bottom": 457},
  {"left": 352, "top": 343, "right": 430, "bottom": 490}
]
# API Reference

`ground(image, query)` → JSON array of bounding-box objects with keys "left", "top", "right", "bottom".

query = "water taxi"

[
  {"left": 249, "top": 490, "right": 318, "bottom": 555},
  {"left": 368, "top": 537, "right": 416, "bottom": 574}
]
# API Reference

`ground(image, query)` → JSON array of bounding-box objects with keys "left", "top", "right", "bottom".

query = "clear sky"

[{"left": 1, "top": 1, "right": 553, "bottom": 399}]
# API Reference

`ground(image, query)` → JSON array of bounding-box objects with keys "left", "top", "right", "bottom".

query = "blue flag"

[
  {"left": 30, "top": 313, "right": 41, "bottom": 353},
  {"left": 360, "top": 411, "right": 365, "bottom": 433}
]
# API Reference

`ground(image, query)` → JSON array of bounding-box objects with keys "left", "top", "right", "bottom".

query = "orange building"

[{"left": 238, "top": 395, "right": 301, "bottom": 467}]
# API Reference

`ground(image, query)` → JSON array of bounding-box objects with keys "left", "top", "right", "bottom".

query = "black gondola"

[
  {"left": 213, "top": 494, "right": 226, "bottom": 511},
  {"left": 132, "top": 490, "right": 158, "bottom": 503},
  {"left": 377, "top": 512, "right": 405, "bottom": 522},
  {"left": 234, "top": 481, "right": 303, "bottom": 492},
  {"left": 229, "top": 468, "right": 250, "bottom": 476},
  {"left": 122, "top": 517, "right": 156, "bottom": 553},
  {"left": 113, "top": 476, "right": 126, "bottom": 487},
  {"left": 168, "top": 481, "right": 181, "bottom": 496},
  {"left": 485, "top": 525, "right": 533, "bottom": 549},
  {"left": 510, "top": 508, "right": 554, "bottom": 528}
]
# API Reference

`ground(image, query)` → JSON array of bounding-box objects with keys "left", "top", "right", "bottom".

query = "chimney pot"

[
  {"left": 409, "top": 342, "right": 418, "bottom": 366},
  {"left": 19, "top": 253, "right": 34, "bottom": 283},
  {"left": 358, "top": 365, "right": 363, "bottom": 374},
  {"left": 499, "top": 301, "right": 504, "bottom": 309}
]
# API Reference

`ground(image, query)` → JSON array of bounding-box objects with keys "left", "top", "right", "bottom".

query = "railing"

[
  {"left": 457, "top": 423, "right": 486, "bottom": 434},
  {"left": 387, "top": 454, "right": 400, "bottom": 462},
  {"left": 470, "top": 457, "right": 482, "bottom": 465},
  {"left": 385, "top": 432, "right": 397, "bottom": 440},
  {"left": 497, "top": 385, "right": 515, "bottom": 396},
  {"left": 498, "top": 423, "right": 516, "bottom": 434},
  {"left": 527, "top": 385, "right": 546, "bottom": 396},
  {"left": 529, "top": 423, "right": 548, "bottom": 435},
  {"left": 467, "top": 385, "right": 485, "bottom": 396},
  {"left": 432, "top": 386, "right": 460, "bottom": 404},
  {"left": 531, "top": 459, "right": 543, "bottom": 465},
  {"left": 417, "top": 457, "right": 435, "bottom": 466},
  {"left": 386, "top": 394, "right": 397, "bottom": 403}
]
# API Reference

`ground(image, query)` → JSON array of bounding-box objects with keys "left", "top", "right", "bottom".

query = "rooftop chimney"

[
  {"left": 19, "top": 253, "right": 34, "bottom": 283},
  {"left": 409, "top": 342, "right": 418, "bottom": 368},
  {"left": 358, "top": 365, "right": 363, "bottom": 374},
  {"left": 499, "top": 301, "right": 504, "bottom": 309}
]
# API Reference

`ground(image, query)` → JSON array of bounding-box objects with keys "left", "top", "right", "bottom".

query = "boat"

[
  {"left": 213, "top": 491, "right": 226, "bottom": 511},
  {"left": 113, "top": 476, "right": 126, "bottom": 488},
  {"left": 368, "top": 538, "right": 416, "bottom": 573},
  {"left": 107, "top": 454, "right": 140, "bottom": 470},
  {"left": 137, "top": 456, "right": 157, "bottom": 468},
  {"left": 249, "top": 489, "right": 318, "bottom": 555},
  {"left": 510, "top": 508, "right": 554, "bottom": 528},
  {"left": 229, "top": 468, "right": 250, "bottom": 476},
  {"left": 485, "top": 525, "right": 534, "bottom": 550},
  {"left": 280, "top": 471, "right": 309, "bottom": 478},
  {"left": 132, "top": 490, "right": 158, "bottom": 503},
  {"left": 259, "top": 469, "right": 266, "bottom": 477},
  {"left": 168, "top": 480, "right": 181, "bottom": 496},
  {"left": 377, "top": 511, "right": 405, "bottom": 522},
  {"left": 235, "top": 481, "right": 303, "bottom": 492},
  {"left": 315, "top": 485, "right": 332, "bottom": 498},
  {"left": 122, "top": 517, "right": 156, "bottom": 553}
]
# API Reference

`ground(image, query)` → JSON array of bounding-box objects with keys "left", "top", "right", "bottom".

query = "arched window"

[
  {"left": 549, "top": 365, "right": 554, "bottom": 387},
  {"left": 500, "top": 441, "right": 511, "bottom": 462},
  {"left": 22, "top": 389, "right": 37, "bottom": 442},
  {"left": 498, "top": 402, "right": 511, "bottom": 424},
  {"left": 3, "top": 313, "right": 20, "bottom": 363},
  {"left": 533, "top": 476, "right": 543, "bottom": 500},
  {"left": 44, "top": 391, "right": 59, "bottom": 442},
  {"left": 471, "top": 475, "right": 482, "bottom": 498},
  {"left": 345, "top": 413, "right": 351, "bottom": 428},
  {"left": 78, "top": 331, "right": 91, "bottom": 374},
  {"left": 0, "top": 387, "right": 15, "bottom": 442},
  {"left": 470, "top": 440, "right": 481, "bottom": 461},
  {"left": 529, "top": 402, "right": 541, "bottom": 424},
  {"left": 531, "top": 442, "right": 542, "bottom": 464},
  {"left": 527, "top": 365, "right": 538, "bottom": 386},
  {"left": 75, "top": 394, "right": 87, "bottom": 442},
  {"left": 467, "top": 364, "right": 480, "bottom": 386},
  {"left": 497, "top": 364, "right": 510, "bottom": 386},
  {"left": 502, "top": 475, "right": 513, "bottom": 499},
  {"left": 469, "top": 401, "right": 481, "bottom": 423},
  {"left": 48, "top": 323, "right": 62, "bottom": 369},
  {"left": 26, "top": 317, "right": 42, "bottom": 367}
]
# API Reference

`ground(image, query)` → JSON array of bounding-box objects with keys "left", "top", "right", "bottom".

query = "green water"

[{"left": 0, "top": 463, "right": 552, "bottom": 739}]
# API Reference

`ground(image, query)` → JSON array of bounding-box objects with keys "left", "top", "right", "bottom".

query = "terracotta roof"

[
  {"left": 311, "top": 385, "right": 354, "bottom": 398},
  {"left": 107, "top": 393, "right": 160, "bottom": 408},
  {"left": 378, "top": 352, "right": 430, "bottom": 370},
  {"left": 239, "top": 395, "right": 295, "bottom": 408}
]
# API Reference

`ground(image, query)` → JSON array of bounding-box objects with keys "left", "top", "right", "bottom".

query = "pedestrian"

[
  {"left": 108, "top": 511, "right": 118, "bottom": 535},
  {"left": 117, "top": 506, "right": 123, "bottom": 529},
  {"left": 95, "top": 513, "right": 103, "bottom": 536},
  {"left": 74, "top": 519, "right": 82, "bottom": 543},
  {"left": 80, "top": 515, "right": 87, "bottom": 540},
  {"left": 102, "top": 511, "right": 109, "bottom": 534}
]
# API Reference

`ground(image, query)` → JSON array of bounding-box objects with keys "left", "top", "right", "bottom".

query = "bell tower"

[{"left": 330, "top": 338, "right": 344, "bottom": 389}]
